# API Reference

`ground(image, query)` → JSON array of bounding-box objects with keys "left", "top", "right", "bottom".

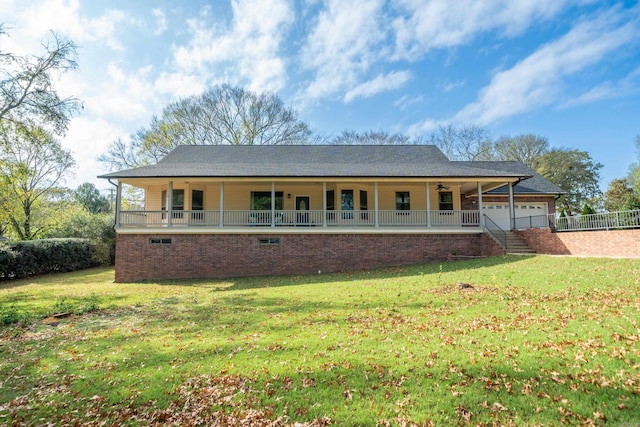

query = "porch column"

[
  {"left": 374, "top": 182, "right": 379, "bottom": 227},
  {"left": 425, "top": 182, "right": 431, "bottom": 228},
  {"left": 115, "top": 181, "right": 122, "bottom": 228},
  {"left": 508, "top": 181, "right": 515, "bottom": 230},
  {"left": 322, "top": 182, "right": 327, "bottom": 227},
  {"left": 219, "top": 182, "right": 224, "bottom": 227},
  {"left": 271, "top": 181, "right": 276, "bottom": 227},
  {"left": 477, "top": 182, "right": 484, "bottom": 228},
  {"left": 168, "top": 181, "right": 173, "bottom": 227}
]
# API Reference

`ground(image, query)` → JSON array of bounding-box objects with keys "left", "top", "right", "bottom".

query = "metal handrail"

[{"left": 483, "top": 214, "right": 507, "bottom": 250}]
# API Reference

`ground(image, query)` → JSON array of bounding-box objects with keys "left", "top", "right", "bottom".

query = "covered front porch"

[{"left": 112, "top": 178, "right": 519, "bottom": 231}]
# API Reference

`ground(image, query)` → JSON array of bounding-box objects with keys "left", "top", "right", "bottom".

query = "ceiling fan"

[{"left": 436, "top": 183, "right": 450, "bottom": 191}]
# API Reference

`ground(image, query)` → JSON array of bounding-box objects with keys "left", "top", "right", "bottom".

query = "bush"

[
  {"left": 47, "top": 210, "right": 116, "bottom": 266},
  {"left": 0, "top": 305, "right": 35, "bottom": 325},
  {"left": 0, "top": 238, "right": 100, "bottom": 280}
]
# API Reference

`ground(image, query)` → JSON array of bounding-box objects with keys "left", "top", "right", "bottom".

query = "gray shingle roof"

[
  {"left": 454, "top": 161, "right": 565, "bottom": 195},
  {"left": 98, "top": 145, "right": 531, "bottom": 180}
]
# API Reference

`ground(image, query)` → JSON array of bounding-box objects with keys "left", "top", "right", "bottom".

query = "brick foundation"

[
  {"left": 115, "top": 232, "right": 503, "bottom": 282},
  {"left": 514, "top": 228, "right": 640, "bottom": 258}
]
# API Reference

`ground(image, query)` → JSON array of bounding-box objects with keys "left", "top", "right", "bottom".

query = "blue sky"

[{"left": 1, "top": 0, "right": 639, "bottom": 191}]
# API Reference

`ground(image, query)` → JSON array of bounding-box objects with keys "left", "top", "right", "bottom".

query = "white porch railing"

[
  {"left": 510, "top": 210, "right": 640, "bottom": 232},
  {"left": 551, "top": 210, "right": 640, "bottom": 232},
  {"left": 118, "top": 209, "right": 481, "bottom": 229}
]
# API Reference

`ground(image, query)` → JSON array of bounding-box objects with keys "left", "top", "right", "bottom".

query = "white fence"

[
  {"left": 553, "top": 210, "right": 640, "bottom": 232},
  {"left": 513, "top": 210, "right": 640, "bottom": 232}
]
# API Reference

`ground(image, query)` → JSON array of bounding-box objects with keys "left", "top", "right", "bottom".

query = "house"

[{"left": 98, "top": 145, "right": 563, "bottom": 282}]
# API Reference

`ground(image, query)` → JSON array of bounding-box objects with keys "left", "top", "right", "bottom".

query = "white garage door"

[{"left": 482, "top": 203, "right": 548, "bottom": 230}]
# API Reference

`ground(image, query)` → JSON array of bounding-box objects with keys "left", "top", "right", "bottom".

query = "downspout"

[{"left": 107, "top": 178, "right": 120, "bottom": 231}]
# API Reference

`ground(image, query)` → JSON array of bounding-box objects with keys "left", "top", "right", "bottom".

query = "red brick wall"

[
  {"left": 115, "top": 233, "right": 502, "bottom": 282},
  {"left": 514, "top": 228, "right": 640, "bottom": 258}
]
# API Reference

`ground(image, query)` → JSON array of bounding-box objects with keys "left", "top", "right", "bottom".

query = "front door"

[{"left": 296, "top": 196, "right": 310, "bottom": 225}]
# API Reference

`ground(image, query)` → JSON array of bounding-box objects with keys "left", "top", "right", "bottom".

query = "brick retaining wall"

[
  {"left": 115, "top": 233, "right": 503, "bottom": 282},
  {"left": 514, "top": 228, "right": 640, "bottom": 258}
]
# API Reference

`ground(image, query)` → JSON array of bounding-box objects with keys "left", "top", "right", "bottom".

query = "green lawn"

[{"left": 1, "top": 255, "right": 639, "bottom": 426}]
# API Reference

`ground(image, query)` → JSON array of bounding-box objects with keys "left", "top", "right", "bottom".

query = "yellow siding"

[
  {"left": 145, "top": 185, "right": 164, "bottom": 210},
  {"left": 141, "top": 181, "right": 462, "bottom": 211}
]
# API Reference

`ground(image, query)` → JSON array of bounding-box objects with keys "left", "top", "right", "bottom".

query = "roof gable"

[{"left": 454, "top": 161, "right": 565, "bottom": 195}]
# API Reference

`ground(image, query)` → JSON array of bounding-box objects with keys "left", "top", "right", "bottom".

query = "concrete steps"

[{"left": 505, "top": 231, "right": 536, "bottom": 254}]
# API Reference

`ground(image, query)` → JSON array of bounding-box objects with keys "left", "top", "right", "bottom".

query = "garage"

[{"left": 482, "top": 202, "right": 548, "bottom": 230}]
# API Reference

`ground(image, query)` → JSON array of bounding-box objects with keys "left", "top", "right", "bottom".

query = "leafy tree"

[
  {"left": 581, "top": 203, "right": 596, "bottom": 215},
  {"left": 330, "top": 130, "right": 413, "bottom": 145},
  {"left": 0, "top": 123, "right": 75, "bottom": 239},
  {"left": 0, "top": 25, "right": 82, "bottom": 135},
  {"left": 100, "top": 84, "right": 314, "bottom": 169},
  {"left": 74, "top": 182, "right": 110, "bottom": 214},
  {"left": 493, "top": 134, "right": 549, "bottom": 168},
  {"left": 45, "top": 203, "right": 115, "bottom": 264},
  {"left": 535, "top": 149, "right": 602, "bottom": 216},
  {"left": 603, "top": 178, "right": 640, "bottom": 212},
  {"left": 426, "top": 124, "right": 493, "bottom": 160},
  {"left": 626, "top": 135, "right": 640, "bottom": 195}
]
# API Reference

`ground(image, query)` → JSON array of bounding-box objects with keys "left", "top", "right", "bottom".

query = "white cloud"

[
  {"left": 172, "top": 0, "right": 294, "bottom": 93},
  {"left": 62, "top": 117, "right": 129, "bottom": 187},
  {"left": 153, "top": 72, "right": 206, "bottom": 99},
  {"left": 152, "top": 8, "right": 168, "bottom": 35},
  {"left": 15, "top": 0, "right": 131, "bottom": 51},
  {"left": 391, "top": 0, "right": 575, "bottom": 60},
  {"left": 343, "top": 70, "right": 411, "bottom": 103},
  {"left": 300, "top": 0, "right": 388, "bottom": 101},
  {"left": 393, "top": 94, "right": 424, "bottom": 111},
  {"left": 407, "top": 117, "right": 442, "bottom": 137},
  {"left": 452, "top": 8, "right": 640, "bottom": 125},
  {"left": 443, "top": 80, "right": 466, "bottom": 92},
  {"left": 561, "top": 66, "right": 640, "bottom": 108},
  {"left": 81, "top": 64, "right": 157, "bottom": 123}
]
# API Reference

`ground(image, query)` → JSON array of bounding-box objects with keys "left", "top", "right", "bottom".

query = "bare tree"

[
  {"left": 494, "top": 134, "right": 550, "bottom": 168},
  {"left": 329, "top": 130, "right": 414, "bottom": 145},
  {"left": 0, "top": 25, "right": 82, "bottom": 135},
  {"left": 426, "top": 124, "right": 493, "bottom": 160},
  {"left": 101, "top": 85, "right": 314, "bottom": 169}
]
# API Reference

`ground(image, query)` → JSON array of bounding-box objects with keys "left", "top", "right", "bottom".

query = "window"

[
  {"left": 162, "top": 189, "right": 184, "bottom": 218},
  {"left": 341, "top": 189, "right": 354, "bottom": 219},
  {"left": 359, "top": 190, "right": 368, "bottom": 210},
  {"left": 192, "top": 190, "right": 204, "bottom": 210},
  {"left": 396, "top": 192, "right": 410, "bottom": 211},
  {"left": 438, "top": 191, "right": 454, "bottom": 211},
  {"left": 250, "top": 191, "right": 283, "bottom": 210},
  {"left": 191, "top": 190, "right": 204, "bottom": 221},
  {"left": 172, "top": 190, "right": 184, "bottom": 211},
  {"left": 341, "top": 190, "right": 354, "bottom": 210},
  {"left": 258, "top": 238, "right": 280, "bottom": 245},
  {"left": 326, "top": 190, "right": 335, "bottom": 210},
  {"left": 150, "top": 238, "right": 172, "bottom": 244}
]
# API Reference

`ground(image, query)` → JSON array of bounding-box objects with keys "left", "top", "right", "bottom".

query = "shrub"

[
  {"left": 0, "top": 305, "right": 35, "bottom": 325},
  {"left": 0, "top": 238, "right": 100, "bottom": 280}
]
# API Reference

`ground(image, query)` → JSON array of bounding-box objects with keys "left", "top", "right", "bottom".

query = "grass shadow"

[{"left": 151, "top": 255, "right": 536, "bottom": 292}]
